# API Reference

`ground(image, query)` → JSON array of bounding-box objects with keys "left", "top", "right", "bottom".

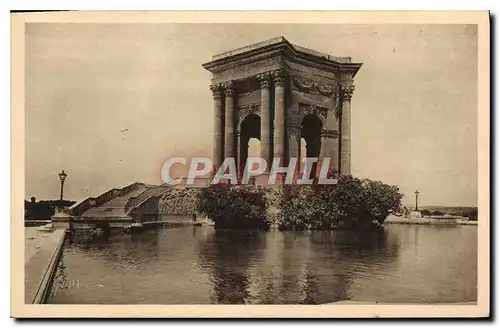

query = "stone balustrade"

[{"left": 68, "top": 182, "right": 143, "bottom": 216}]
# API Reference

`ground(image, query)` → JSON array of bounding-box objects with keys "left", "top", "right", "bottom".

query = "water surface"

[{"left": 48, "top": 224, "right": 477, "bottom": 304}]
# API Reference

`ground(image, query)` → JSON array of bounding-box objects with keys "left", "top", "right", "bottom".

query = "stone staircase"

[
  {"left": 53, "top": 179, "right": 215, "bottom": 227},
  {"left": 79, "top": 185, "right": 149, "bottom": 219}
]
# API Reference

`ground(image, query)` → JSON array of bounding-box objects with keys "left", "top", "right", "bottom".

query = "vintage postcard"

[{"left": 11, "top": 11, "right": 490, "bottom": 318}]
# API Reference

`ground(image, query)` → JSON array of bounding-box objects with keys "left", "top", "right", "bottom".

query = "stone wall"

[{"left": 158, "top": 188, "right": 201, "bottom": 215}]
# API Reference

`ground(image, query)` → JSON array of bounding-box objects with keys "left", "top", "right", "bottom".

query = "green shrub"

[
  {"left": 276, "top": 175, "right": 403, "bottom": 231},
  {"left": 196, "top": 184, "right": 270, "bottom": 230}
]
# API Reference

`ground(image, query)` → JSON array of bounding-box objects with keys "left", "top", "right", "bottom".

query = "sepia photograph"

[{"left": 11, "top": 11, "right": 489, "bottom": 318}]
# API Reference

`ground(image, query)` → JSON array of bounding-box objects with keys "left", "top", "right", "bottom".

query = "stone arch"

[
  {"left": 238, "top": 113, "right": 261, "bottom": 177},
  {"left": 237, "top": 111, "right": 261, "bottom": 132},
  {"left": 298, "top": 106, "right": 327, "bottom": 128},
  {"left": 301, "top": 113, "right": 323, "bottom": 179}
]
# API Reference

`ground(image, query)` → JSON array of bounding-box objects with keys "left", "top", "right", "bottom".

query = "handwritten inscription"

[{"left": 51, "top": 278, "right": 105, "bottom": 297}]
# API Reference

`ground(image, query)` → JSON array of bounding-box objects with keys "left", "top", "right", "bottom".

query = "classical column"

[
  {"left": 339, "top": 83, "right": 355, "bottom": 175},
  {"left": 257, "top": 72, "right": 272, "bottom": 169},
  {"left": 210, "top": 83, "right": 224, "bottom": 169},
  {"left": 223, "top": 81, "right": 236, "bottom": 160},
  {"left": 321, "top": 129, "right": 340, "bottom": 174},
  {"left": 273, "top": 69, "right": 287, "bottom": 164},
  {"left": 288, "top": 91, "right": 301, "bottom": 174}
]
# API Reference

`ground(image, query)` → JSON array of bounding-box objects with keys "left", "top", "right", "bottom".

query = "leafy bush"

[
  {"left": 276, "top": 185, "right": 327, "bottom": 231},
  {"left": 276, "top": 175, "right": 403, "bottom": 231},
  {"left": 196, "top": 184, "right": 270, "bottom": 230}
]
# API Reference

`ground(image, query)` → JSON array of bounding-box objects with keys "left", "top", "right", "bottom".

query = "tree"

[
  {"left": 360, "top": 179, "right": 403, "bottom": 226},
  {"left": 276, "top": 175, "right": 403, "bottom": 231},
  {"left": 197, "top": 184, "right": 270, "bottom": 230}
]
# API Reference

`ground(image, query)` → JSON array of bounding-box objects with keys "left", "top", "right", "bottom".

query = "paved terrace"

[{"left": 25, "top": 228, "right": 66, "bottom": 304}]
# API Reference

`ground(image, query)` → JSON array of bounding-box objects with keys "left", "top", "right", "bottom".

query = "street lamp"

[
  {"left": 58, "top": 170, "right": 67, "bottom": 201},
  {"left": 414, "top": 190, "right": 420, "bottom": 211}
]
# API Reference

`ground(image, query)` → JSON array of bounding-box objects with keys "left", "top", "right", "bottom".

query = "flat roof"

[{"left": 212, "top": 36, "right": 352, "bottom": 63}]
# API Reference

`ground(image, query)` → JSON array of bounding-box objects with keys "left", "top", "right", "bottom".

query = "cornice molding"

[{"left": 202, "top": 38, "right": 362, "bottom": 78}]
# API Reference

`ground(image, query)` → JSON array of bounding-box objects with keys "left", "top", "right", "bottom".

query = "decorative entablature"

[
  {"left": 291, "top": 75, "right": 339, "bottom": 98},
  {"left": 209, "top": 68, "right": 292, "bottom": 98},
  {"left": 203, "top": 36, "right": 362, "bottom": 89}
]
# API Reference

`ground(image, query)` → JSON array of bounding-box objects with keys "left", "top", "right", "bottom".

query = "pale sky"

[{"left": 25, "top": 23, "right": 478, "bottom": 206}]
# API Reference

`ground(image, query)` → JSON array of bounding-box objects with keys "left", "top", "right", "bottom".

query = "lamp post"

[
  {"left": 58, "top": 170, "right": 67, "bottom": 201},
  {"left": 414, "top": 190, "right": 419, "bottom": 211}
]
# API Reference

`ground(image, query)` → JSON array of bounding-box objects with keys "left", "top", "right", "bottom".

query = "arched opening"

[
  {"left": 247, "top": 138, "right": 261, "bottom": 158},
  {"left": 301, "top": 114, "right": 323, "bottom": 179},
  {"left": 239, "top": 113, "right": 261, "bottom": 179}
]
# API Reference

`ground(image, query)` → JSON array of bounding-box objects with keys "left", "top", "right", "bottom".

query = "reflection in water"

[
  {"left": 197, "top": 229, "right": 399, "bottom": 304},
  {"left": 48, "top": 225, "right": 477, "bottom": 304},
  {"left": 197, "top": 231, "right": 265, "bottom": 303}
]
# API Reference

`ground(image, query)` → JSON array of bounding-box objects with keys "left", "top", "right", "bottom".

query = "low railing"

[
  {"left": 125, "top": 177, "right": 214, "bottom": 215},
  {"left": 68, "top": 182, "right": 143, "bottom": 216},
  {"left": 125, "top": 184, "right": 172, "bottom": 215}
]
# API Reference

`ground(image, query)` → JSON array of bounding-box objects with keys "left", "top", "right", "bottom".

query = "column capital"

[
  {"left": 339, "top": 83, "right": 355, "bottom": 101},
  {"left": 222, "top": 80, "right": 235, "bottom": 96},
  {"left": 209, "top": 83, "right": 223, "bottom": 99},
  {"left": 256, "top": 72, "right": 272, "bottom": 88},
  {"left": 271, "top": 68, "right": 288, "bottom": 86}
]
